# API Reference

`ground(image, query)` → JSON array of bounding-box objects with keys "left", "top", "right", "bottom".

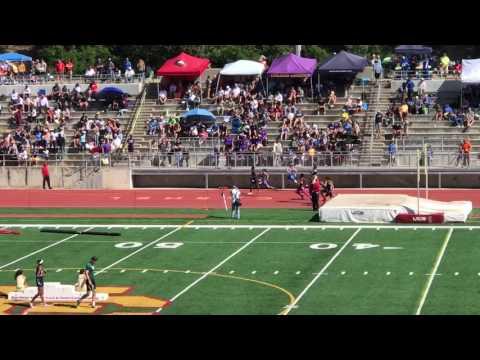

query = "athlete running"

[{"left": 296, "top": 173, "right": 310, "bottom": 200}]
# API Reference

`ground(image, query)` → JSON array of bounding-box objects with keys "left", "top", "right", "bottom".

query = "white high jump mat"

[{"left": 319, "top": 194, "right": 472, "bottom": 223}]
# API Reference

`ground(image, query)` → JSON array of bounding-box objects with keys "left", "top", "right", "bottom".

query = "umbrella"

[
  {"left": 0, "top": 52, "right": 32, "bottom": 62},
  {"left": 37, "top": 89, "right": 46, "bottom": 96},
  {"left": 98, "top": 87, "right": 125, "bottom": 98},
  {"left": 180, "top": 108, "right": 216, "bottom": 127}
]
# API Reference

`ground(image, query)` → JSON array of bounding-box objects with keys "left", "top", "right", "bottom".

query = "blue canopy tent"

[
  {"left": 0, "top": 52, "right": 32, "bottom": 62},
  {"left": 180, "top": 108, "right": 216, "bottom": 128},
  {"left": 394, "top": 45, "right": 433, "bottom": 56},
  {"left": 318, "top": 51, "right": 369, "bottom": 73},
  {"left": 317, "top": 51, "right": 369, "bottom": 96}
]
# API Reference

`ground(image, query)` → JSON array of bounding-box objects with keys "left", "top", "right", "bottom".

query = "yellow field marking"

[
  {"left": 0, "top": 266, "right": 296, "bottom": 315},
  {"left": 108, "top": 312, "right": 155, "bottom": 315},
  {"left": 24, "top": 303, "right": 99, "bottom": 314},
  {"left": 0, "top": 303, "right": 14, "bottom": 314},
  {"left": 0, "top": 286, "right": 16, "bottom": 295},
  {"left": 109, "top": 295, "right": 167, "bottom": 308},
  {"left": 96, "top": 286, "right": 131, "bottom": 295}
]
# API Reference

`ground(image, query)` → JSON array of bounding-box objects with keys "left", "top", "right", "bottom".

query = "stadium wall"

[
  {"left": 2, "top": 167, "right": 480, "bottom": 189},
  {"left": 0, "top": 82, "right": 144, "bottom": 96}
]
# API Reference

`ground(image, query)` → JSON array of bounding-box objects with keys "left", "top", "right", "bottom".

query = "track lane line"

[
  {"left": 0, "top": 226, "right": 95, "bottom": 270},
  {"left": 415, "top": 227, "right": 454, "bottom": 315},
  {"left": 282, "top": 228, "right": 362, "bottom": 315},
  {"left": 155, "top": 227, "right": 271, "bottom": 313}
]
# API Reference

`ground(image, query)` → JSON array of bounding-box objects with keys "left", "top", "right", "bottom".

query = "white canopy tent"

[
  {"left": 460, "top": 59, "right": 480, "bottom": 108},
  {"left": 461, "top": 59, "right": 480, "bottom": 84},
  {"left": 216, "top": 60, "right": 266, "bottom": 95}
]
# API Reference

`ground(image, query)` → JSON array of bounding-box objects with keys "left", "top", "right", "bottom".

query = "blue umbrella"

[
  {"left": 0, "top": 52, "right": 32, "bottom": 62},
  {"left": 181, "top": 108, "right": 216, "bottom": 127},
  {"left": 98, "top": 87, "right": 125, "bottom": 97},
  {"left": 182, "top": 108, "right": 215, "bottom": 119}
]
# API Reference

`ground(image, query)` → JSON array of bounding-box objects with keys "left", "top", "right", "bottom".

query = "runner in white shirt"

[{"left": 231, "top": 186, "right": 241, "bottom": 220}]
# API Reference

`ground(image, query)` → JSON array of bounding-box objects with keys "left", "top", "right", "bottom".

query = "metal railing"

[
  {"left": 1, "top": 149, "right": 479, "bottom": 169},
  {"left": 0, "top": 151, "right": 124, "bottom": 168},
  {"left": 126, "top": 151, "right": 361, "bottom": 169},
  {"left": 385, "top": 151, "right": 478, "bottom": 168},
  {"left": 0, "top": 74, "right": 145, "bottom": 86},
  {"left": 385, "top": 69, "right": 460, "bottom": 80},
  {"left": 396, "top": 136, "right": 478, "bottom": 152},
  {"left": 122, "top": 87, "right": 146, "bottom": 151}
]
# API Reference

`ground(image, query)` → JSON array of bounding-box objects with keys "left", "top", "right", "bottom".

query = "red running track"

[{"left": 0, "top": 188, "right": 479, "bottom": 209}]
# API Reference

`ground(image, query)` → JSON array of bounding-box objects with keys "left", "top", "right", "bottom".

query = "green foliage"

[
  {"left": 303, "top": 45, "right": 331, "bottom": 62},
  {"left": 345, "top": 45, "right": 394, "bottom": 59},
  {"left": 35, "top": 45, "right": 115, "bottom": 74}
]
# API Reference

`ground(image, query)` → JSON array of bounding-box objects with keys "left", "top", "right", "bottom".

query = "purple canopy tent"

[{"left": 266, "top": 53, "right": 317, "bottom": 97}]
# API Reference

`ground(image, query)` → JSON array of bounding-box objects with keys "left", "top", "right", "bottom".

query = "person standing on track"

[
  {"left": 310, "top": 174, "right": 321, "bottom": 211},
  {"left": 231, "top": 186, "right": 241, "bottom": 220},
  {"left": 30, "top": 259, "right": 47, "bottom": 307},
  {"left": 249, "top": 166, "right": 258, "bottom": 195},
  {"left": 76, "top": 256, "right": 98, "bottom": 308},
  {"left": 41, "top": 162, "right": 52, "bottom": 189}
]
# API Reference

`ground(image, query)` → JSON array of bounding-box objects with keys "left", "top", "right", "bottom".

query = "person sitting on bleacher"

[
  {"left": 158, "top": 89, "right": 167, "bottom": 105},
  {"left": 296, "top": 86, "right": 305, "bottom": 103},
  {"left": 448, "top": 110, "right": 463, "bottom": 128},
  {"left": 464, "top": 108, "right": 475, "bottom": 132},
  {"left": 327, "top": 90, "right": 336, "bottom": 109},
  {"left": 15, "top": 269, "right": 27, "bottom": 292}
]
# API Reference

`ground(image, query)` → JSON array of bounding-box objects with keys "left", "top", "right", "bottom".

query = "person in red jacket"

[
  {"left": 42, "top": 162, "right": 52, "bottom": 189},
  {"left": 65, "top": 59, "right": 74, "bottom": 80},
  {"left": 55, "top": 59, "right": 65, "bottom": 81}
]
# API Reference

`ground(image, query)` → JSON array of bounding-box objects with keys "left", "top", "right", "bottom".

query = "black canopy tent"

[
  {"left": 394, "top": 45, "right": 433, "bottom": 56},
  {"left": 317, "top": 51, "right": 369, "bottom": 97}
]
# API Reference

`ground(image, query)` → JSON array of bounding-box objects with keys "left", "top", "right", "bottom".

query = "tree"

[{"left": 35, "top": 45, "right": 115, "bottom": 74}]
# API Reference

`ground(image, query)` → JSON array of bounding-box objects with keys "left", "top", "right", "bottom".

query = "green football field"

[{"left": 1, "top": 208, "right": 480, "bottom": 315}]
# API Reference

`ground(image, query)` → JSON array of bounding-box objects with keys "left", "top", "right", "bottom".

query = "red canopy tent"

[{"left": 156, "top": 52, "right": 210, "bottom": 79}]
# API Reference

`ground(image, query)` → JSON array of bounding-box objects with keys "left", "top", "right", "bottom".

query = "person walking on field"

[
  {"left": 42, "top": 162, "right": 52, "bottom": 189},
  {"left": 30, "top": 259, "right": 47, "bottom": 307},
  {"left": 231, "top": 186, "right": 241, "bottom": 220},
  {"left": 76, "top": 256, "right": 98, "bottom": 308}
]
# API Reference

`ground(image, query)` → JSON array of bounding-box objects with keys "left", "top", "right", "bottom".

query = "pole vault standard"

[
  {"left": 417, "top": 149, "right": 421, "bottom": 215},
  {"left": 424, "top": 143, "right": 429, "bottom": 200}
]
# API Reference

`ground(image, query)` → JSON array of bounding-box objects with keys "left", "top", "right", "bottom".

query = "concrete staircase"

[{"left": 358, "top": 81, "right": 395, "bottom": 166}]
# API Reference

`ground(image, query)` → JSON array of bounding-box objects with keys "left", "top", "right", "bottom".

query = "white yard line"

[
  {"left": 283, "top": 228, "right": 362, "bottom": 315},
  {"left": 415, "top": 227, "right": 454, "bottom": 315},
  {"left": 1, "top": 224, "right": 477, "bottom": 230},
  {"left": 0, "top": 226, "right": 95, "bottom": 270},
  {"left": 94, "top": 226, "right": 183, "bottom": 276},
  {"left": 155, "top": 228, "right": 271, "bottom": 313}
]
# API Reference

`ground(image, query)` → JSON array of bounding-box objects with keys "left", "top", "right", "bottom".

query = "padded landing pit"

[{"left": 319, "top": 194, "right": 472, "bottom": 223}]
